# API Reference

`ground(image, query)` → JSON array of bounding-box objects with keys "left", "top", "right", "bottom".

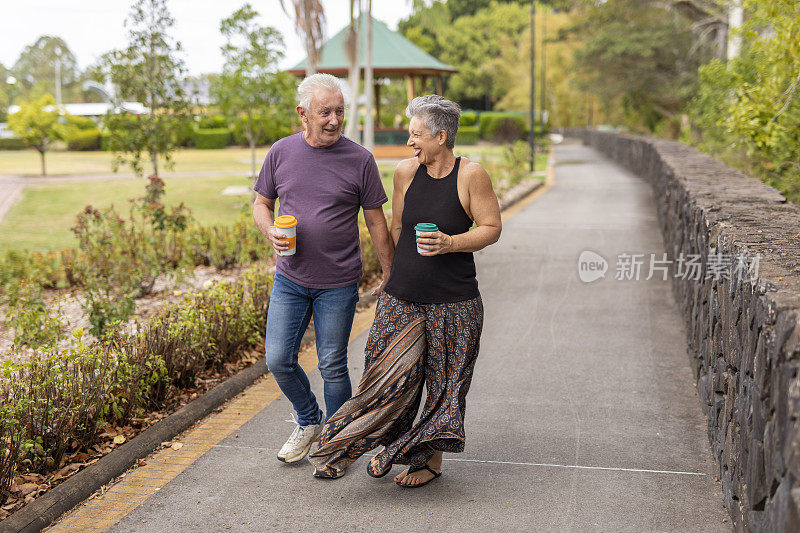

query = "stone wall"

[{"left": 567, "top": 130, "right": 800, "bottom": 530}]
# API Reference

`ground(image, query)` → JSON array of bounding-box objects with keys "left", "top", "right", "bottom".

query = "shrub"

[
  {"left": 187, "top": 218, "right": 272, "bottom": 270},
  {"left": 71, "top": 176, "right": 192, "bottom": 336},
  {"left": 63, "top": 116, "right": 97, "bottom": 131},
  {"left": 5, "top": 284, "right": 64, "bottom": 349},
  {"left": 2, "top": 330, "right": 167, "bottom": 476},
  {"left": 66, "top": 129, "right": 101, "bottom": 151},
  {"left": 174, "top": 120, "right": 195, "bottom": 147},
  {"left": 457, "top": 126, "right": 479, "bottom": 146},
  {"left": 198, "top": 115, "right": 228, "bottom": 129},
  {"left": 115, "top": 263, "right": 271, "bottom": 386},
  {"left": 232, "top": 116, "right": 291, "bottom": 146},
  {"left": 478, "top": 112, "right": 528, "bottom": 143},
  {"left": 99, "top": 131, "right": 111, "bottom": 151},
  {"left": 193, "top": 128, "right": 232, "bottom": 149},
  {"left": 0, "top": 250, "right": 68, "bottom": 297},
  {"left": 460, "top": 111, "right": 477, "bottom": 127},
  {"left": 0, "top": 138, "right": 27, "bottom": 150},
  {"left": 0, "top": 386, "right": 23, "bottom": 502}
]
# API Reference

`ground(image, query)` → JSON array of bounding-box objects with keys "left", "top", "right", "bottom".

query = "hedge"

[
  {"left": 232, "top": 116, "right": 291, "bottom": 147},
  {"left": 193, "top": 128, "right": 232, "bottom": 149},
  {"left": 478, "top": 112, "right": 529, "bottom": 142},
  {"left": 457, "top": 126, "right": 479, "bottom": 146},
  {"left": 100, "top": 131, "right": 111, "bottom": 151},
  {"left": 460, "top": 111, "right": 477, "bottom": 127},
  {"left": 0, "top": 138, "right": 27, "bottom": 150},
  {"left": 198, "top": 115, "right": 228, "bottom": 129},
  {"left": 66, "top": 129, "right": 101, "bottom": 151}
]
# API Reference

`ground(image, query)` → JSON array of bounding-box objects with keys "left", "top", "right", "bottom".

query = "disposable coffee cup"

[
  {"left": 414, "top": 222, "right": 438, "bottom": 254},
  {"left": 274, "top": 215, "right": 298, "bottom": 256}
]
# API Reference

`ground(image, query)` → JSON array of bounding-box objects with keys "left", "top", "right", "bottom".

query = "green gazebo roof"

[{"left": 287, "top": 16, "right": 458, "bottom": 77}]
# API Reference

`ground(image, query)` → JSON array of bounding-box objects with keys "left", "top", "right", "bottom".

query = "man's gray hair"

[
  {"left": 405, "top": 95, "right": 461, "bottom": 149},
  {"left": 297, "top": 73, "right": 349, "bottom": 109}
]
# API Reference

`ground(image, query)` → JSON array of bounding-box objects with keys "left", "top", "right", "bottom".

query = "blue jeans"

[{"left": 264, "top": 273, "right": 359, "bottom": 426}]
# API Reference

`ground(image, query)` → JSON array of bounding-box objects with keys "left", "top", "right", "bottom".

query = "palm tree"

[
  {"left": 345, "top": 0, "right": 361, "bottom": 141},
  {"left": 363, "top": 0, "right": 374, "bottom": 151},
  {"left": 279, "top": 0, "right": 325, "bottom": 75}
]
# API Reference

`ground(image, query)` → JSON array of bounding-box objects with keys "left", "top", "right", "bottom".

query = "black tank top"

[{"left": 384, "top": 157, "right": 479, "bottom": 303}]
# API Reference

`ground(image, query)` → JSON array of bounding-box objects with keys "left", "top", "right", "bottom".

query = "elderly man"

[{"left": 252, "top": 73, "right": 394, "bottom": 464}]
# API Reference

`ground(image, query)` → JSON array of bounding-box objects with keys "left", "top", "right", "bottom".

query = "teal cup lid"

[{"left": 414, "top": 222, "right": 438, "bottom": 232}]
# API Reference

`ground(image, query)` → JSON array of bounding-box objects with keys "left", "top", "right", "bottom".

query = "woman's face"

[{"left": 407, "top": 115, "right": 445, "bottom": 164}]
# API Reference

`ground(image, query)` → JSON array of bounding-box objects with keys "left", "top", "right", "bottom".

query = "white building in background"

[{"left": 6, "top": 101, "right": 147, "bottom": 120}]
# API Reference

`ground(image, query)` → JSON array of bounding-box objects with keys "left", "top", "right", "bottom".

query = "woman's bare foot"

[{"left": 394, "top": 451, "right": 443, "bottom": 486}]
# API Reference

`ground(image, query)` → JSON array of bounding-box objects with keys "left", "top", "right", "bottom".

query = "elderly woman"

[{"left": 308, "top": 95, "right": 502, "bottom": 487}]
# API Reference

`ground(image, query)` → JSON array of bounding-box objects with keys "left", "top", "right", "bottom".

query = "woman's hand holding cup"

[{"left": 416, "top": 230, "right": 454, "bottom": 256}]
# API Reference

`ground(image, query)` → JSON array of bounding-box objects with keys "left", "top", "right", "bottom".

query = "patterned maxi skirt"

[{"left": 307, "top": 292, "right": 483, "bottom": 472}]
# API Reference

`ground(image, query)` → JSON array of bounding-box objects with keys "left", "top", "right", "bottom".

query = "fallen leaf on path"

[{"left": 171, "top": 442, "right": 183, "bottom": 450}]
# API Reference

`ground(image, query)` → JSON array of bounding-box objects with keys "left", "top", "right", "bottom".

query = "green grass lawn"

[
  {"left": 0, "top": 172, "right": 395, "bottom": 252},
  {"left": 0, "top": 147, "right": 270, "bottom": 176},
  {"left": 0, "top": 145, "right": 545, "bottom": 252}
]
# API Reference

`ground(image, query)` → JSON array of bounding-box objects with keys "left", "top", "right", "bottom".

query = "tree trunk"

[
  {"left": 250, "top": 137, "right": 257, "bottom": 187},
  {"left": 151, "top": 150, "right": 159, "bottom": 177},
  {"left": 39, "top": 148, "right": 46, "bottom": 176},
  {"left": 345, "top": 1, "right": 361, "bottom": 143},
  {"left": 363, "top": 0, "right": 374, "bottom": 152},
  {"left": 727, "top": 0, "right": 744, "bottom": 60}
]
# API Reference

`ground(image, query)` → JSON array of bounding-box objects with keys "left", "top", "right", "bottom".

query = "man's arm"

[
  {"left": 363, "top": 207, "right": 395, "bottom": 296},
  {"left": 252, "top": 193, "right": 290, "bottom": 255}
]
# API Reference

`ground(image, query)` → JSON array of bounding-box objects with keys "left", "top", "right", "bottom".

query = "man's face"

[{"left": 298, "top": 88, "right": 345, "bottom": 147}]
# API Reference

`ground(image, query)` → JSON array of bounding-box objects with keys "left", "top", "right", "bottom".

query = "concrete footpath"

[{"left": 53, "top": 143, "right": 729, "bottom": 532}]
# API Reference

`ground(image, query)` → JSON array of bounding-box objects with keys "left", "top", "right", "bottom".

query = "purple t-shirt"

[{"left": 254, "top": 132, "right": 387, "bottom": 288}]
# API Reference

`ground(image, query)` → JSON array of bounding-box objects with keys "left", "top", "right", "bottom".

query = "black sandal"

[
  {"left": 396, "top": 464, "right": 441, "bottom": 488},
  {"left": 367, "top": 457, "right": 392, "bottom": 478},
  {"left": 313, "top": 466, "right": 345, "bottom": 479}
]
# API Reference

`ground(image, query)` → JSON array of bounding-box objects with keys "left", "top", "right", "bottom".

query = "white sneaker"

[{"left": 277, "top": 414, "right": 322, "bottom": 463}]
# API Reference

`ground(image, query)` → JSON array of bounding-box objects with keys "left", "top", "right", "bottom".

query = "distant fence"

[{"left": 566, "top": 129, "right": 800, "bottom": 531}]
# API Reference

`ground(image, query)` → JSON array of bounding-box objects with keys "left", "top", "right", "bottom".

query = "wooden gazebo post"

[{"left": 405, "top": 75, "right": 416, "bottom": 102}]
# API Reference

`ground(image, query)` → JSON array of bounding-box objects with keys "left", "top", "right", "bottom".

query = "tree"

[
  {"left": 437, "top": 2, "right": 532, "bottom": 106},
  {"left": 12, "top": 36, "right": 80, "bottom": 102},
  {"left": 0, "top": 62, "right": 10, "bottom": 119},
  {"left": 363, "top": 0, "right": 374, "bottom": 151},
  {"left": 693, "top": 0, "right": 800, "bottom": 200},
  {"left": 7, "top": 94, "right": 65, "bottom": 176},
  {"left": 562, "top": 0, "right": 716, "bottom": 132},
  {"left": 214, "top": 4, "right": 297, "bottom": 182},
  {"left": 279, "top": 0, "right": 325, "bottom": 75},
  {"left": 95, "top": 0, "right": 189, "bottom": 177},
  {"left": 344, "top": 0, "right": 360, "bottom": 142},
  {"left": 398, "top": 1, "right": 451, "bottom": 58}
]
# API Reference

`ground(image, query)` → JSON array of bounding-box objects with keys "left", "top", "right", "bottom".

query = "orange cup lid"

[{"left": 274, "top": 215, "right": 298, "bottom": 228}]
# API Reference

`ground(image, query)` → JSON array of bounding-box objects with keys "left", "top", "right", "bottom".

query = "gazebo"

[{"left": 287, "top": 16, "right": 458, "bottom": 144}]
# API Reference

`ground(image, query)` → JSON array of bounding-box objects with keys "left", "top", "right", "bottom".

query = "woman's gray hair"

[
  {"left": 405, "top": 95, "right": 461, "bottom": 149},
  {"left": 297, "top": 73, "right": 350, "bottom": 109}
]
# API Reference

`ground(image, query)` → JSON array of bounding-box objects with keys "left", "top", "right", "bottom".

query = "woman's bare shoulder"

[
  {"left": 459, "top": 157, "right": 491, "bottom": 182},
  {"left": 394, "top": 158, "right": 420, "bottom": 183}
]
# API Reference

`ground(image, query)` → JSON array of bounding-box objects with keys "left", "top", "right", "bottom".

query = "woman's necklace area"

[{"left": 426, "top": 157, "right": 457, "bottom": 179}]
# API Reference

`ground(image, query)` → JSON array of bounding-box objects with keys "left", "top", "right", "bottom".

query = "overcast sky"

[{"left": 1, "top": 0, "right": 414, "bottom": 76}]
